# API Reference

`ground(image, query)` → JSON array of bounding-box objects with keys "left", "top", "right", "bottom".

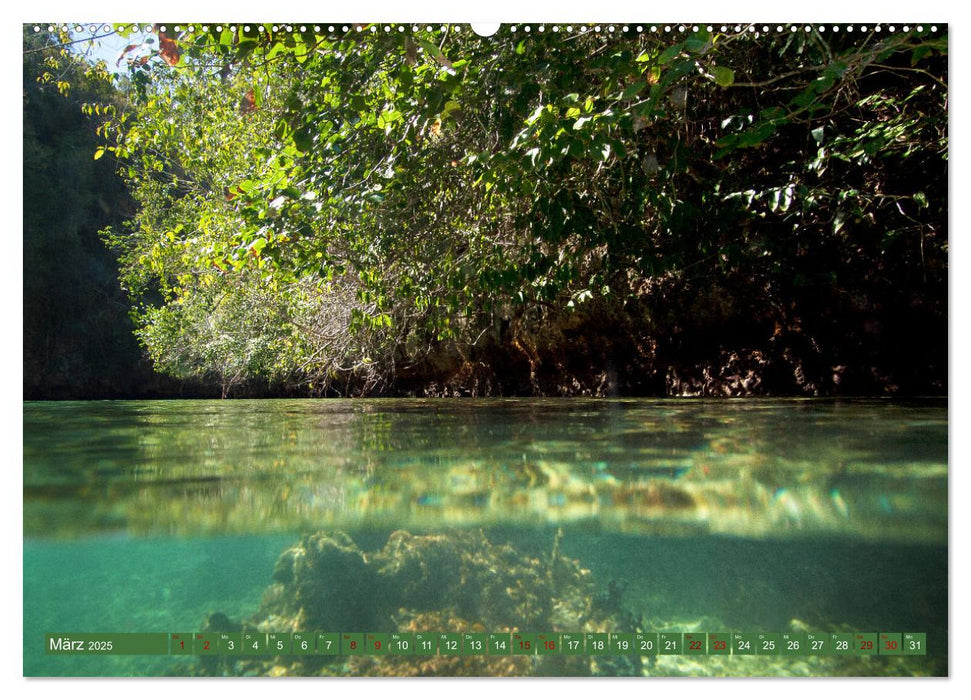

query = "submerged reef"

[
  {"left": 178, "top": 528, "right": 946, "bottom": 677},
  {"left": 191, "top": 528, "right": 640, "bottom": 676}
]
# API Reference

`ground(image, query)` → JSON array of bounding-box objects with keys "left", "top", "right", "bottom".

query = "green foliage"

[{"left": 100, "top": 24, "right": 948, "bottom": 395}]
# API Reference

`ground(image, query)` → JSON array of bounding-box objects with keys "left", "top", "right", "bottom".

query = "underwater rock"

[
  {"left": 267, "top": 530, "right": 376, "bottom": 632},
  {"left": 192, "top": 528, "right": 641, "bottom": 676},
  {"left": 202, "top": 611, "right": 241, "bottom": 632}
]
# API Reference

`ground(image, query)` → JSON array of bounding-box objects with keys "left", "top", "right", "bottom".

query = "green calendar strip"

[{"left": 44, "top": 632, "right": 927, "bottom": 656}]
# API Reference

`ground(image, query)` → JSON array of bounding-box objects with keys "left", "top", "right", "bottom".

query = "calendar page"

[{"left": 22, "top": 16, "right": 947, "bottom": 680}]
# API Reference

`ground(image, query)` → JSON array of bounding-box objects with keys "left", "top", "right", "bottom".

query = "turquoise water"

[{"left": 23, "top": 399, "right": 947, "bottom": 676}]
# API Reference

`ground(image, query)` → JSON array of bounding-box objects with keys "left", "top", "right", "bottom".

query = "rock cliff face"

[{"left": 192, "top": 529, "right": 641, "bottom": 676}]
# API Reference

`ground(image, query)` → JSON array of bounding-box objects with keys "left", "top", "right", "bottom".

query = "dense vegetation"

[{"left": 27, "top": 24, "right": 947, "bottom": 397}]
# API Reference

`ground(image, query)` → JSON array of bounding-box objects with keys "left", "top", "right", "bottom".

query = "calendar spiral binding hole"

[{"left": 30, "top": 23, "right": 942, "bottom": 38}]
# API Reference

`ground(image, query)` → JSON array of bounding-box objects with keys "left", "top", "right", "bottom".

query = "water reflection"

[{"left": 24, "top": 398, "right": 946, "bottom": 542}]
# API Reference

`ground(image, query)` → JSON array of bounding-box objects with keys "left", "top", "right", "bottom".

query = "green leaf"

[
  {"left": 711, "top": 66, "right": 734, "bottom": 88},
  {"left": 658, "top": 44, "right": 684, "bottom": 65},
  {"left": 685, "top": 37, "right": 709, "bottom": 53},
  {"left": 823, "top": 61, "right": 849, "bottom": 80},
  {"left": 274, "top": 118, "right": 291, "bottom": 141},
  {"left": 293, "top": 40, "right": 309, "bottom": 63},
  {"left": 93, "top": 147, "right": 105, "bottom": 160},
  {"left": 737, "top": 122, "right": 777, "bottom": 148},
  {"left": 416, "top": 39, "right": 451, "bottom": 69},
  {"left": 621, "top": 81, "right": 646, "bottom": 99},
  {"left": 250, "top": 238, "right": 268, "bottom": 255},
  {"left": 236, "top": 39, "right": 258, "bottom": 61},
  {"left": 911, "top": 46, "right": 933, "bottom": 65},
  {"left": 292, "top": 127, "right": 314, "bottom": 152}
]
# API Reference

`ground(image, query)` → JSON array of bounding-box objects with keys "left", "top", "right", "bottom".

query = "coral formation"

[{"left": 190, "top": 528, "right": 640, "bottom": 676}]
